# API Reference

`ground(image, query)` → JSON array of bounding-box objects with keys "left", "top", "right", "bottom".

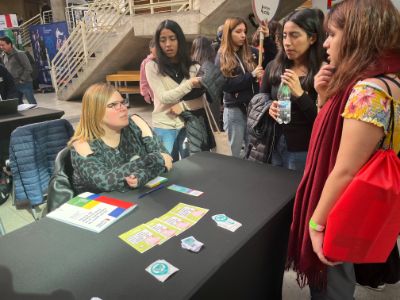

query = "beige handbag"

[{"left": 203, "top": 99, "right": 232, "bottom": 156}]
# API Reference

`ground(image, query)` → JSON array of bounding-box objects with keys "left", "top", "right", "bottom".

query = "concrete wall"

[{"left": 0, "top": 0, "right": 47, "bottom": 22}]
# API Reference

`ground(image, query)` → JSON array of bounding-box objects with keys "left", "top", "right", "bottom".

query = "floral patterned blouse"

[
  {"left": 342, "top": 81, "right": 400, "bottom": 153},
  {"left": 71, "top": 117, "right": 167, "bottom": 194}
]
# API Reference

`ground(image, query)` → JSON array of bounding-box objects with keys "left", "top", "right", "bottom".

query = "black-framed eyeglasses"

[{"left": 106, "top": 98, "right": 129, "bottom": 110}]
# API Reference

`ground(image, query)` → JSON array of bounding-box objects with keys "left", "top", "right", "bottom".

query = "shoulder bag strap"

[
  {"left": 203, "top": 98, "right": 221, "bottom": 133},
  {"left": 375, "top": 76, "right": 397, "bottom": 149}
]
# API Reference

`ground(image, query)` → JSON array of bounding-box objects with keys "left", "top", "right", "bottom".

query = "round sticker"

[
  {"left": 214, "top": 214, "right": 228, "bottom": 222},
  {"left": 151, "top": 262, "right": 169, "bottom": 275}
]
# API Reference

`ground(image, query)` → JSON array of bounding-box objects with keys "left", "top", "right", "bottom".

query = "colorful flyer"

[
  {"left": 145, "top": 176, "right": 168, "bottom": 188},
  {"left": 169, "top": 203, "right": 209, "bottom": 223},
  {"left": 145, "top": 218, "right": 179, "bottom": 242},
  {"left": 167, "top": 184, "right": 203, "bottom": 196},
  {"left": 119, "top": 224, "right": 165, "bottom": 253},
  {"left": 158, "top": 212, "right": 195, "bottom": 234}
]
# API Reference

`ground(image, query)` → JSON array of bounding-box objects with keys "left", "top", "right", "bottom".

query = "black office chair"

[{"left": 47, "top": 147, "right": 76, "bottom": 212}]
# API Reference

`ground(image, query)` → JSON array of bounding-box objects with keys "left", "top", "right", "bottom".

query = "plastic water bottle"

[{"left": 276, "top": 82, "right": 291, "bottom": 124}]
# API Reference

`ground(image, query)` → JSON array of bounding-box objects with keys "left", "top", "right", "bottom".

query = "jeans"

[
  {"left": 310, "top": 263, "right": 356, "bottom": 300},
  {"left": 153, "top": 127, "right": 188, "bottom": 162},
  {"left": 15, "top": 82, "right": 37, "bottom": 105},
  {"left": 271, "top": 134, "right": 307, "bottom": 172},
  {"left": 223, "top": 106, "right": 248, "bottom": 158}
]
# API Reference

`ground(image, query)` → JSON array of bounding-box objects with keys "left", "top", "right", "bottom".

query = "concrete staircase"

[{"left": 55, "top": 0, "right": 305, "bottom": 101}]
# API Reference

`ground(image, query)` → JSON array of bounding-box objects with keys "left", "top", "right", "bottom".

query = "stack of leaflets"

[{"left": 47, "top": 192, "right": 137, "bottom": 233}]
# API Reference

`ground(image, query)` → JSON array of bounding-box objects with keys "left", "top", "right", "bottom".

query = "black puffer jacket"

[
  {"left": 180, "top": 110, "right": 215, "bottom": 155},
  {"left": 214, "top": 52, "right": 259, "bottom": 108},
  {"left": 245, "top": 93, "right": 275, "bottom": 163}
]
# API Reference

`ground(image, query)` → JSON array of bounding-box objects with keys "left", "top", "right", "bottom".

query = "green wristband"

[{"left": 309, "top": 219, "right": 325, "bottom": 232}]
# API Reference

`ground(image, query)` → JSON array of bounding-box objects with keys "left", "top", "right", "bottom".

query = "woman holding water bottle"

[{"left": 260, "top": 8, "right": 325, "bottom": 171}]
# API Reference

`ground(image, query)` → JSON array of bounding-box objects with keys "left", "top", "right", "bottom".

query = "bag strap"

[
  {"left": 203, "top": 98, "right": 221, "bottom": 133},
  {"left": 374, "top": 76, "right": 399, "bottom": 149}
]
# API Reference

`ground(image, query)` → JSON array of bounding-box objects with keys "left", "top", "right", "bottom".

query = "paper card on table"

[
  {"left": 145, "top": 218, "right": 179, "bottom": 242},
  {"left": 145, "top": 176, "right": 168, "bottom": 188},
  {"left": 169, "top": 203, "right": 209, "bottom": 223},
  {"left": 212, "top": 214, "right": 242, "bottom": 232},
  {"left": 146, "top": 259, "right": 179, "bottom": 282},
  {"left": 78, "top": 192, "right": 95, "bottom": 198},
  {"left": 181, "top": 236, "right": 204, "bottom": 253},
  {"left": 167, "top": 184, "right": 203, "bottom": 197},
  {"left": 119, "top": 224, "right": 165, "bottom": 253},
  {"left": 158, "top": 212, "right": 195, "bottom": 234}
]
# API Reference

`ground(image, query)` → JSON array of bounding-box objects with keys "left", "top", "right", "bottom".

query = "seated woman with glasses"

[{"left": 69, "top": 82, "right": 172, "bottom": 194}]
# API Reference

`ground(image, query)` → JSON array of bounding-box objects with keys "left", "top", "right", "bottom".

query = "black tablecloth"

[{"left": 0, "top": 152, "right": 302, "bottom": 300}]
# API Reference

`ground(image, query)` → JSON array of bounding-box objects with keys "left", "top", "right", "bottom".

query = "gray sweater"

[{"left": 2, "top": 48, "right": 32, "bottom": 83}]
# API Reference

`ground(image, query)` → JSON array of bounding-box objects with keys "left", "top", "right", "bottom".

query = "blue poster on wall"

[{"left": 29, "top": 21, "right": 69, "bottom": 85}]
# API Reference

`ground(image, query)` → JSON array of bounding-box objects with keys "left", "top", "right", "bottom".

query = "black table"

[
  {"left": 0, "top": 107, "right": 65, "bottom": 165},
  {"left": 0, "top": 152, "right": 302, "bottom": 300},
  {"left": 0, "top": 107, "right": 65, "bottom": 140}
]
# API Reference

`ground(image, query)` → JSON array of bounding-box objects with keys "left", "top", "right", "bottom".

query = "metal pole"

[{"left": 80, "top": 22, "right": 89, "bottom": 64}]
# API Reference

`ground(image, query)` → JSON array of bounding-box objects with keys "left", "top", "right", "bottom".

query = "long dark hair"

[
  {"left": 268, "top": 8, "right": 325, "bottom": 91},
  {"left": 154, "top": 19, "right": 192, "bottom": 78},
  {"left": 191, "top": 36, "right": 215, "bottom": 65}
]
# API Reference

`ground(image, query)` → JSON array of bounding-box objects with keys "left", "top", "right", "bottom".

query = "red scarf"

[{"left": 287, "top": 52, "right": 400, "bottom": 288}]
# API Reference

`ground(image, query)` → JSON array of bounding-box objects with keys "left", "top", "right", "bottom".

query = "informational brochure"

[
  {"left": 119, "top": 224, "right": 166, "bottom": 253},
  {"left": 47, "top": 193, "right": 137, "bottom": 233},
  {"left": 145, "top": 218, "right": 180, "bottom": 242},
  {"left": 158, "top": 212, "right": 195, "bottom": 234},
  {"left": 119, "top": 203, "right": 209, "bottom": 253},
  {"left": 169, "top": 203, "right": 209, "bottom": 223}
]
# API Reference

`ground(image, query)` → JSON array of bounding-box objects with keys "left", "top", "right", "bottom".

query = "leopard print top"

[{"left": 71, "top": 117, "right": 167, "bottom": 194}]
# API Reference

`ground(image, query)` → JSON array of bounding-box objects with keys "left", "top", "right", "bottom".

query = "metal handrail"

[
  {"left": 52, "top": 0, "right": 193, "bottom": 97},
  {"left": 19, "top": 10, "right": 53, "bottom": 47}
]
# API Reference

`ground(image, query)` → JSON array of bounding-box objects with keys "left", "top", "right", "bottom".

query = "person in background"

[
  {"left": 211, "top": 24, "right": 224, "bottom": 53},
  {"left": 260, "top": 8, "right": 325, "bottom": 171},
  {"left": 251, "top": 20, "right": 282, "bottom": 69},
  {"left": 287, "top": 1, "right": 400, "bottom": 299},
  {"left": 145, "top": 19, "right": 204, "bottom": 161},
  {"left": 216, "top": 17, "right": 263, "bottom": 157},
  {"left": 69, "top": 83, "right": 172, "bottom": 194},
  {"left": 0, "top": 36, "right": 37, "bottom": 105},
  {"left": 140, "top": 38, "right": 156, "bottom": 104},
  {"left": 0, "top": 64, "right": 18, "bottom": 100}
]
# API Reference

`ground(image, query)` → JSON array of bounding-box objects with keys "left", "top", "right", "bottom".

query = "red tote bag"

[
  {"left": 324, "top": 77, "right": 400, "bottom": 263},
  {"left": 323, "top": 149, "right": 400, "bottom": 263}
]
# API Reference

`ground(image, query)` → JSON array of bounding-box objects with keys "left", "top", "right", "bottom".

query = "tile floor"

[{"left": 0, "top": 92, "right": 398, "bottom": 299}]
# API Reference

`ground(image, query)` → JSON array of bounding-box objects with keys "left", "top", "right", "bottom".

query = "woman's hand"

[
  {"left": 268, "top": 100, "right": 279, "bottom": 121},
  {"left": 161, "top": 152, "right": 173, "bottom": 171},
  {"left": 281, "top": 69, "right": 304, "bottom": 97},
  {"left": 125, "top": 175, "right": 138, "bottom": 188},
  {"left": 258, "top": 20, "right": 269, "bottom": 37},
  {"left": 314, "top": 64, "right": 336, "bottom": 104},
  {"left": 169, "top": 102, "right": 184, "bottom": 116},
  {"left": 190, "top": 77, "right": 202, "bottom": 88},
  {"left": 253, "top": 65, "right": 264, "bottom": 80},
  {"left": 309, "top": 227, "right": 342, "bottom": 266}
]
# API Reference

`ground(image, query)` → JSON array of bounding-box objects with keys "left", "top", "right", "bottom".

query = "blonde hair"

[
  {"left": 68, "top": 83, "right": 117, "bottom": 146},
  {"left": 219, "top": 17, "right": 255, "bottom": 77}
]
